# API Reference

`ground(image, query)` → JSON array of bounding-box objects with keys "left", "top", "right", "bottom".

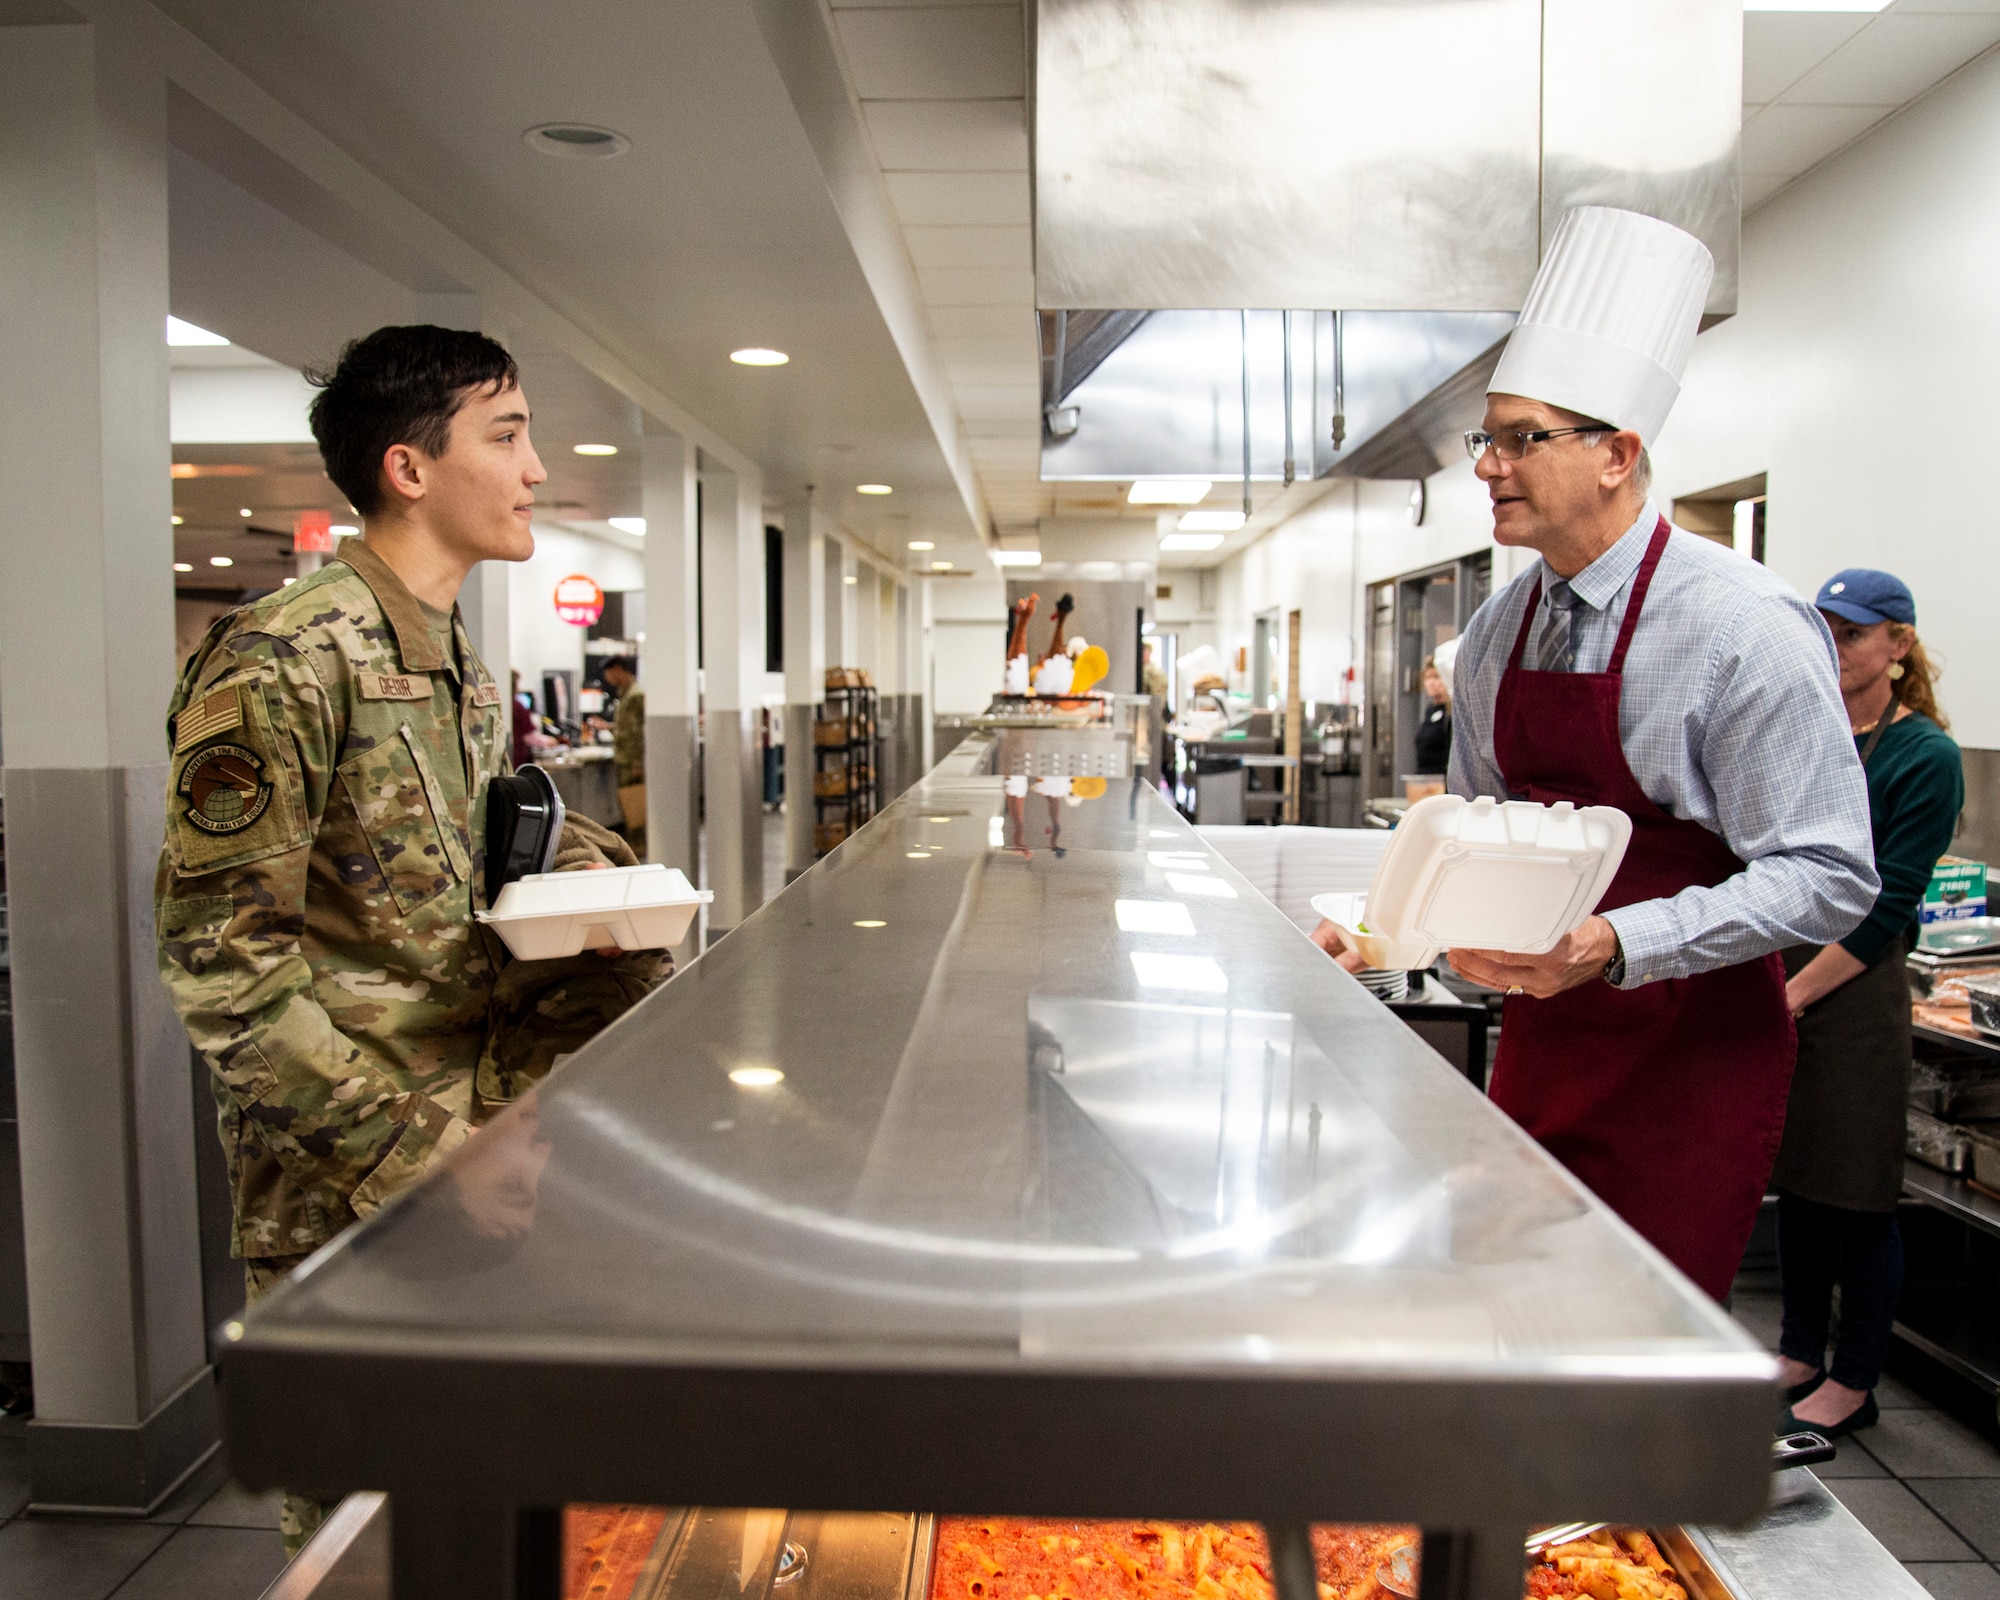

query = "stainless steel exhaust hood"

[{"left": 1035, "top": 0, "right": 1741, "bottom": 317}]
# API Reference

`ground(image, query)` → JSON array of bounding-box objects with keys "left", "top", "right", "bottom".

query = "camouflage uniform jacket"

[
  {"left": 156, "top": 541, "right": 666, "bottom": 1258},
  {"left": 612, "top": 687, "right": 646, "bottom": 789}
]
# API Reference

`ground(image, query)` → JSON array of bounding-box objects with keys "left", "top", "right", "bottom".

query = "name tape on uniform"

[
  {"left": 359, "top": 672, "right": 434, "bottom": 701},
  {"left": 471, "top": 683, "right": 503, "bottom": 707},
  {"left": 173, "top": 686, "right": 244, "bottom": 753}
]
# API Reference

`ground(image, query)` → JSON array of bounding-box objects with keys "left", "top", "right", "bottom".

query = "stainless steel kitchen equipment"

[{"left": 222, "top": 729, "right": 1779, "bottom": 1600}]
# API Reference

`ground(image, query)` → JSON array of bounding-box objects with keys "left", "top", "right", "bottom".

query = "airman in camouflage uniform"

[{"left": 157, "top": 540, "right": 668, "bottom": 1551}]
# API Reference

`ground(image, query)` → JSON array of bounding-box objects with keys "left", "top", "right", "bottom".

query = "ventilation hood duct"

[{"left": 1035, "top": 0, "right": 1741, "bottom": 318}]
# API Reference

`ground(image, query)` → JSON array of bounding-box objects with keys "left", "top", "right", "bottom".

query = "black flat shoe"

[
  {"left": 1779, "top": 1391, "right": 1879, "bottom": 1439},
  {"left": 1785, "top": 1369, "right": 1826, "bottom": 1404}
]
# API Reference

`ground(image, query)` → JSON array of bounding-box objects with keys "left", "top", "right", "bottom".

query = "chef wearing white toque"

[{"left": 1441, "top": 207, "right": 1878, "bottom": 1301}]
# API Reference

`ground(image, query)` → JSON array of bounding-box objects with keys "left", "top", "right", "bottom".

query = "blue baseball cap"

[{"left": 1816, "top": 568, "right": 1915, "bottom": 626}]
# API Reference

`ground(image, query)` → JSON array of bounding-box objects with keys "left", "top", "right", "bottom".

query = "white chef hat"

[
  {"left": 1487, "top": 206, "right": 1715, "bottom": 447},
  {"left": 1431, "top": 637, "right": 1459, "bottom": 698}
]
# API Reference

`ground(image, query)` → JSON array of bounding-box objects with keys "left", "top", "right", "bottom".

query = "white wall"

[
  {"left": 508, "top": 522, "right": 645, "bottom": 698},
  {"left": 929, "top": 566, "right": 1007, "bottom": 714},
  {"left": 1653, "top": 44, "right": 2000, "bottom": 750},
  {"left": 1208, "top": 461, "right": 1520, "bottom": 707}
]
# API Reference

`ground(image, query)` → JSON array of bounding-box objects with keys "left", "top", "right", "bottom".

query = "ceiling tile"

[
  {"left": 1742, "top": 11, "right": 1875, "bottom": 102},
  {"left": 863, "top": 99, "right": 1026, "bottom": 170},
  {"left": 917, "top": 265, "right": 1034, "bottom": 305},
  {"left": 886, "top": 171, "right": 1030, "bottom": 226},
  {"left": 1741, "top": 101, "right": 1893, "bottom": 172},
  {"left": 834, "top": 7, "right": 1024, "bottom": 100},
  {"left": 1740, "top": 170, "right": 1794, "bottom": 212},
  {"left": 1780, "top": 11, "right": 2000, "bottom": 104},
  {"left": 903, "top": 225, "right": 1032, "bottom": 269},
  {"left": 945, "top": 359, "right": 1041, "bottom": 386}
]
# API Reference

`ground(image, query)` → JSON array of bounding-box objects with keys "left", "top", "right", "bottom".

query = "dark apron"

[
  {"left": 1772, "top": 713, "right": 1911, "bottom": 1212},
  {"left": 1486, "top": 519, "right": 1798, "bottom": 1301}
]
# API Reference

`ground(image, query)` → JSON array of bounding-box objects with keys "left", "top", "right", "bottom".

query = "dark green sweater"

[{"left": 1841, "top": 711, "right": 1964, "bottom": 966}]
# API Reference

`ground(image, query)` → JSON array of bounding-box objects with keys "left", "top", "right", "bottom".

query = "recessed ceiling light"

[
  {"left": 856, "top": 484, "right": 892, "bottom": 495},
  {"left": 1160, "top": 533, "right": 1227, "bottom": 552},
  {"left": 727, "top": 1065, "right": 785, "bottom": 1088},
  {"left": 730, "top": 348, "right": 789, "bottom": 366},
  {"left": 1177, "top": 509, "right": 1245, "bottom": 532},
  {"left": 931, "top": 561, "right": 953, "bottom": 571},
  {"left": 608, "top": 516, "right": 646, "bottom": 536},
  {"left": 1129, "top": 479, "right": 1213, "bottom": 505},
  {"left": 166, "top": 316, "right": 228, "bottom": 347},
  {"left": 209, "top": 555, "right": 234, "bottom": 567},
  {"left": 574, "top": 443, "right": 618, "bottom": 456},
  {"left": 844, "top": 574, "right": 858, "bottom": 585},
  {"left": 853, "top": 919, "right": 886, "bottom": 928},
  {"left": 907, "top": 540, "right": 935, "bottom": 551},
  {"left": 993, "top": 550, "right": 1041, "bottom": 566},
  {"left": 172, "top": 561, "right": 193, "bottom": 572},
  {"left": 523, "top": 123, "right": 630, "bottom": 158},
  {"left": 171, "top": 515, "right": 184, "bottom": 525},
  {"left": 239, "top": 507, "right": 254, "bottom": 517}
]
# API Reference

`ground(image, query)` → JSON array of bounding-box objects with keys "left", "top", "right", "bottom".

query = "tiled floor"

[
  {"left": 1733, "top": 1284, "right": 2000, "bottom": 1598},
  {"left": 0, "top": 1417, "right": 286, "bottom": 1600}
]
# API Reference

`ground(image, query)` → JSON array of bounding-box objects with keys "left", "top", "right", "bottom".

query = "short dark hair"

[
  {"left": 305, "top": 326, "right": 519, "bottom": 516},
  {"left": 602, "top": 655, "right": 638, "bottom": 678}
]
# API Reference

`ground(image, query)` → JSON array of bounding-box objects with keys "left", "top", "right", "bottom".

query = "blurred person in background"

[
  {"left": 1413, "top": 651, "right": 1453, "bottom": 776},
  {"left": 1775, "top": 569, "right": 1963, "bottom": 1438},
  {"left": 602, "top": 654, "right": 646, "bottom": 855}
]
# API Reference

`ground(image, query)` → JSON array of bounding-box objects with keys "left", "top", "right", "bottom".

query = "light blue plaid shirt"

[{"left": 1449, "top": 503, "right": 1879, "bottom": 987}]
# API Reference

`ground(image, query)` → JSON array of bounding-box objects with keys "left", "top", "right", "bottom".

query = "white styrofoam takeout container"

[
  {"left": 476, "top": 864, "right": 712, "bottom": 959},
  {"left": 1311, "top": 794, "right": 1631, "bottom": 970}
]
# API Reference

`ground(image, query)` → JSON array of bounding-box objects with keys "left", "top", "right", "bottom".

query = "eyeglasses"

[{"left": 1464, "top": 425, "right": 1609, "bottom": 462}]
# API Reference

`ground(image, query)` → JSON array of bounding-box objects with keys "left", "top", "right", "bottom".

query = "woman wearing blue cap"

[{"left": 1775, "top": 568, "right": 1963, "bottom": 1438}]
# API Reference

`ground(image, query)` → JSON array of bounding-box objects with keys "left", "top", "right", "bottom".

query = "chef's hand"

[
  {"left": 1309, "top": 918, "right": 1370, "bottom": 974},
  {"left": 1449, "top": 915, "right": 1620, "bottom": 999}
]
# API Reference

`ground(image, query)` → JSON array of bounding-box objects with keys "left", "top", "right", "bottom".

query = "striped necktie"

[{"left": 1536, "top": 580, "right": 1581, "bottom": 673}]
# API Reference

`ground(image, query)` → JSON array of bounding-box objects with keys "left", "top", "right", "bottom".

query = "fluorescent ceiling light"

[
  {"left": 730, "top": 347, "right": 790, "bottom": 366},
  {"left": 993, "top": 550, "right": 1041, "bottom": 566},
  {"left": 1115, "top": 900, "right": 1196, "bottom": 937},
  {"left": 908, "top": 540, "right": 935, "bottom": 551},
  {"left": 930, "top": 561, "right": 953, "bottom": 571},
  {"left": 209, "top": 555, "right": 233, "bottom": 567},
  {"left": 166, "top": 316, "right": 228, "bottom": 346},
  {"left": 239, "top": 507, "right": 254, "bottom": 517},
  {"left": 1128, "top": 479, "right": 1213, "bottom": 505},
  {"left": 1177, "top": 509, "right": 1246, "bottom": 532},
  {"left": 856, "top": 483, "right": 893, "bottom": 495},
  {"left": 173, "top": 562, "right": 193, "bottom": 572},
  {"left": 1129, "top": 952, "right": 1228, "bottom": 993},
  {"left": 844, "top": 574, "right": 858, "bottom": 585},
  {"left": 1160, "top": 533, "right": 1226, "bottom": 552},
  {"left": 608, "top": 516, "right": 646, "bottom": 536},
  {"left": 171, "top": 515, "right": 183, "bottom": 526},
  {"left": 331, "top": 524, "right": 359, "bottom": 537},
  {"left": 574, "top": 443, "right": 618, "bottom": 456},
  {"left": 727, "top": 1065, "right": 784, "bottom": 1088},
  {"left": 1744, "top": 1, "right": 1886, "bottom": 9}
]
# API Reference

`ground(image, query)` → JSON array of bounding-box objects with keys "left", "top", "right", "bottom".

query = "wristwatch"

[{"left": 1602, "top": 935, "right": 1627, "bottom": 988}]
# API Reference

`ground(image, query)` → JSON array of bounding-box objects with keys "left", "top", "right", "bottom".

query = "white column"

[
  {"left": 0, "top": 21, "right": 212, "bottom": 1511},
  {"left": 699, "top": 460, "right": 766, "bottom": 931},
  {"left": 641, "top": 424, "right": 701, "bottom": 896},
  {"left": 919, "top": 575, "right": 936, "bottom": 772},
  {"left": 781, "top": 494, "right": 826, "bottom": 881},
  {"left": 824, "top": 536, "right": 851, "bottom": 669}
]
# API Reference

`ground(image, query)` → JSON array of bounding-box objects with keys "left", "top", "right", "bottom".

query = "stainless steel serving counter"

[{"left": 222, "top": 731, "right": 1780, "bottom": 1600}]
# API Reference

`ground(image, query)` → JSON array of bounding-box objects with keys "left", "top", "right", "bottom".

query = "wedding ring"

[{"left": 1506, "top": 985, "right": 1525, "bottom": 996}]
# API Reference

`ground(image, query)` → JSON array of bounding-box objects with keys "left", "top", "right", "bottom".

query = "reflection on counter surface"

[{"left": 226, "top": 730, "right": 1783, "bottom": 1599}]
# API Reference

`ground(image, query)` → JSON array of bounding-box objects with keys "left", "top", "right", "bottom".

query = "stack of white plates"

[{"left": 1351, "top": 967, "right": 1409, "bottom": 1004}]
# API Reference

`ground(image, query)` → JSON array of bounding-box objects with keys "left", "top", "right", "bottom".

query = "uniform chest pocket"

[{"left": 336, "top": 724, "right": 470, "bottom": 917}]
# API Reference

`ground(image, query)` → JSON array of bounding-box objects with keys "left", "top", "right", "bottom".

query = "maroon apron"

[{"left": 1486, "top": 518, "right": 1796, "bottom": 1301}]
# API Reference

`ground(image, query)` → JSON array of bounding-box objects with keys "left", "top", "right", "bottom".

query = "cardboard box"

[{"left": 1924, "top": 855, "right": 1989, "bottom": 924}]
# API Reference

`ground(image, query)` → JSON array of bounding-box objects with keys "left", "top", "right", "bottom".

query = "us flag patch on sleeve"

[{"left": 172, "top": 687, "right": 243, "bottom": 753}]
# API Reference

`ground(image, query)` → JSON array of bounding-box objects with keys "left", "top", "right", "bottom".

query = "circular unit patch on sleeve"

[{"left": 177, "top": 742, "right": 275, "bottom": 835}]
